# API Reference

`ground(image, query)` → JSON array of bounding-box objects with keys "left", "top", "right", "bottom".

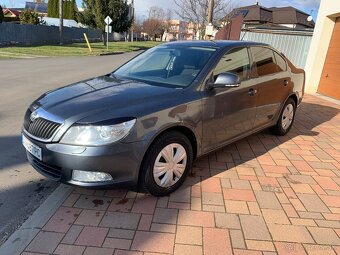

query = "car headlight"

[{"left": 60, "top": 119, "right": 136, "bottom": 146}]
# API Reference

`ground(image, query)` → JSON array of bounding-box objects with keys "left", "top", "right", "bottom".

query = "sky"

[{"left": 1, "top": 0, "right": 320, "bottom": 20}]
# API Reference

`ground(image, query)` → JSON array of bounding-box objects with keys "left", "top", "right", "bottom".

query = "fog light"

[{"left": 72, "top": 170, "right": 113, "bottom": 182}]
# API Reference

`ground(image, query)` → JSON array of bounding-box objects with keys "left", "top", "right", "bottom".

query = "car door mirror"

[{"left": 209, "top": 72, "right": 241, "bottom": 89}]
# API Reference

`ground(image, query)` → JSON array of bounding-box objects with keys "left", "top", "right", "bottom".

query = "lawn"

[{"left": 0, "top": 41, "right": 161, "bottom": 59}]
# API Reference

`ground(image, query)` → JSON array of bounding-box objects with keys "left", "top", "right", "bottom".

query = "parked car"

[{"left": 22, "top": 41, "right": 305, "bottom": 196}]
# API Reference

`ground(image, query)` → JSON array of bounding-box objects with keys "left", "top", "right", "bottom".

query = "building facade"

[{"left": 305, "top": 0, "right": 340, "bottom": 100}]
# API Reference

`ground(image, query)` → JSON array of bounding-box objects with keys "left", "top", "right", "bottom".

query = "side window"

[
  {"left": 214, "top": 47, "right": 250, "bottom": 82},
  {"left": 252, "top": 47, "right": 279, "bottom": 76},
  {"left": 274, "top": 52, "right": 287, "bottom": 72}
]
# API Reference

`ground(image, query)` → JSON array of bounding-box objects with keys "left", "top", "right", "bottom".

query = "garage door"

[{"left": 318, "top": 17, "right": 340, "bottom": 100}]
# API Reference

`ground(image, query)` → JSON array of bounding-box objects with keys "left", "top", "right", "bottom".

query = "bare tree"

[
  {"left": 143, "top": 6, "right": 172, "bottom": 41},
  {"left": 174, "top": 0, "right": 234, "bottom": 39}
]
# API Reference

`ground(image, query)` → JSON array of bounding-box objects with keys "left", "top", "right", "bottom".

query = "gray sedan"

[{"left": 22, "top": 41, "right": 305, "bottom": 196}]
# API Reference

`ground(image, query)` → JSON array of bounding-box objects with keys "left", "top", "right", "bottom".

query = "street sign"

[
  {"left": 105, "top": 26, "right": 112, "bottom": 33},
  {"left": 105, "top": 16, "right": 112, "bottom": 25}
]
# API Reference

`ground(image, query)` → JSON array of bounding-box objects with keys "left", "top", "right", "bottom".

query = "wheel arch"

[{"left": 137, "top": 124, "right": 198, "bottom": 189}]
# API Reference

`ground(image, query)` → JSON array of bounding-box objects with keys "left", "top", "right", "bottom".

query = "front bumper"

[{"left": 23, "top": 133, "right": 148, "bottom": 188}]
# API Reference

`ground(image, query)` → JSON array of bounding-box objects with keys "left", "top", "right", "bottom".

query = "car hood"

[{"left": 33, "top": 75, "right": 182, "bottom": 123}]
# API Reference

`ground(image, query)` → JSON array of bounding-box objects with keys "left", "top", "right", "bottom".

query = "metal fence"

[
  {"left": 0, "top": 23, "right": 102, "bottom": 46},
  {"left": 240, "top": 28, "right": 313, "bottom": 68}
]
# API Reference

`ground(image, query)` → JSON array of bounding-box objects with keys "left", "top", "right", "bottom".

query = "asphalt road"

[{"left": 0, "top": 51, "right": 139, "bottom": 245}]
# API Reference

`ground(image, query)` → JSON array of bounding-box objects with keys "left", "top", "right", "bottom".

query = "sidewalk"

[{"left": 4, "top": 94, "right": 340, "bottom": 255}]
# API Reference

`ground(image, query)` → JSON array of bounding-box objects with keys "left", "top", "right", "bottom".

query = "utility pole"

[
  {"left": 207, "top": 0, "right": 214, "bottom": 24},
  {"left": 205, "top": 0, "right": 214, "bottom": 40},
  {"left": 59, "top": 0, "right": 63, "bottom": 45},
  {"left": 130, "top": 0, "right": 134, "bottom": 42}
]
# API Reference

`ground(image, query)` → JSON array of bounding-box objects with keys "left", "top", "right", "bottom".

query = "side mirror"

[{"left": 208, "top": 72, "right": 241, "bottom": 89}]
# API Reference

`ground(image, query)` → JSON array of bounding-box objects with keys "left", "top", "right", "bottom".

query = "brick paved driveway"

[{"left": 21, "top": 95, "right": 340, "bottom": 255}]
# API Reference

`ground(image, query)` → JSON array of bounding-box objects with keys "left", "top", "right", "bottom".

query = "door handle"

[
  {"left": 284, "top": 80, "right": 289, "bottom": 86},
  {"left": 248, "top": 88, "right": 257, "bottom": 96}
]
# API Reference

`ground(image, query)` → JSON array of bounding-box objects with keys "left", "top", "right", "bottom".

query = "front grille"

[
  {"left": 24, "top": 109, "right": 61, "bottom": 140},
  {"left": 29, "top": 154, "right": 62, "bottom": 180}
]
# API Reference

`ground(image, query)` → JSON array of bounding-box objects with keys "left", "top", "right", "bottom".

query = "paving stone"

[
  {"left": 153, "top": 208, "right": 178, "bottom": 224},
  {"left": 26, "top": 231, "right": 64, "bottom": 254},
  {"left": 131, "top": 195, "right": 157, "bottom": 214},
  {"left": 262, "top": 209, "right": 290, "bottom": 224},
  {"left": 108, "top": 228, "right": 135, "bottom": 239},
  {"left": 102, "top": 238, "right": 132, "bottom": 249},
  {"left": 320, "top": 195, "right": 340, "bottom": 208},
  {"left": 267, "top": 224, "right": 314, "bottom": 243},
  {"left": 137, "top": 214, "right": 152, "bottom": 231},
  {"left": 43, "top": 207, "right": 81, "bottom": 233},
  {"left": 177, "top": 210, "right": 215, "bottom": 227},
  {"left": 175, "top": 225, "right": 202, "bottom": 245},
  {"left": 108, "top": 198, "right": 135, "bottom": 212},
  {"left": 240, "top": 215, "right": 271, "bottom": 241},
  {"left": 255, "top": 191, "right": 282, "bottom": 209},
  {"left": 233, "top": 249, "right": 262, "bottom": 255},
  {"left": 248, "top": 201, "right": 262, "bottom": 216},
  {"left": 201, "top": 177, "right": 222, "bottom": 193},
  {"left": 75, "top": 226, "right": 108, "bottom": 247},
  {"left": 100, "top": 212, "right": 141, "bottom": 229},
  {"left": 203, "top": 228, "right": 232, "bottom": 255},
  {"left": 202, "top": 192, "right": 224, "bottom": 205},
  {"left": 73, "top": 195, "right": 111, "bottom": 210},
  {"left": 290, "top": 183, "right": 315, "bottom": 194},
  {"left": 61, "top": 225, "right": 84, "bottom": 244},
  {"left": 275, "top": 242, "right": 307, "bottom": 255},
  {"left": 83, "top": 247, "right": 115, "bottom": 255},
  {"left": 74, "top": 209, "right": 105, "bottom": 226},
  {"left": 303, "top": 244, "right": 336, "bottom": 255},
  {"left": 104, "top": 189, "right": 127, "bottom": 198},
  {"left": 54, "top": 244, "right": 85, "bottom": 255},
  {"left": 114, "top": 250, "right": 143, "bottom": 255},
  {"left": 168, "top": 202, "right": 190, "bottom": 210},
  {"left": 63, "top": 193, "right": 80, "bottom": 207},
  {"left": 174, "top": 244, "right": 202, "bottom": 255},
  {"left": 297, "top": 194, "right": 330, "bottom": 213},
  {"left": 308, "top": 227, "right": 340, "bottom": 245},
  {"left": 290, "top": 218, "right": 316, "bottom": 227},
  {"left": 170, "top": 185, "right": 191, "bottom": 203},
  {"left": 223, "top": 189, "right": 256, "bottom": 201},
  {"left": 246, "top": 240, "right": 275, "bottom": 252},
  {"left": 156, "top": 196, "right": 169, "bottom": 207},
  {"left": 315, "top": 219, "right": 340, "bottom": 228},
  {"left": 215, "top": 212, "right": 241, "bottom": 229},
  {"left": 230, "top": 229, "right": 246, "bottom": 249},
  {"left": 231, "top": 179, "right": 252, "bottom": 190},
  {"left": 202, "top": 204, "right": 225, "bottom": 212},
  {"left": 150, "top": 223, "right": 176, "bottom": 233},
  {"left": 131, "top": 231, "right": 175, "bottom": 253},
  {"left": 225, "top": 200, "right": 249, "bottom": 214}
]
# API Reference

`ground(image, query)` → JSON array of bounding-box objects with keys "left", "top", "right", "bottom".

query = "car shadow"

[
  {"left": 1, "top": 99, "right": 338, "bottom": 251},
  {"left": 0, "top": 135, "right": 27, "bottom": 170}
]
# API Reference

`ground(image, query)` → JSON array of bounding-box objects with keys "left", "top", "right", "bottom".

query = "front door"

[{"left": 202, "top": 47, "right": 258, "bottom": 153}]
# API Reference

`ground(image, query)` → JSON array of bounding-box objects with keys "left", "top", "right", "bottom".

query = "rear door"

[
  {"left": 201, "top": 47, "right": 258, "bottom": 153},
  {"left": 250, "top": 47, "right": 291, "bottom": 129}
]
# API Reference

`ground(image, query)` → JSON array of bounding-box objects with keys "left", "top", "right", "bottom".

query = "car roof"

[{"left": 162, "top": 40, "right": 268, "bottom": 49}]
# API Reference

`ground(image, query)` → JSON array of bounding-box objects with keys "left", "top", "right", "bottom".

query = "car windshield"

[{"left": 113, "top": 46, "right": 217, "bottom": 88}]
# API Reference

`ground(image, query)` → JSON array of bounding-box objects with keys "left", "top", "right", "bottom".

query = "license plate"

[{"left": 22, "top": 134, "right": 42, "bottom": 160}]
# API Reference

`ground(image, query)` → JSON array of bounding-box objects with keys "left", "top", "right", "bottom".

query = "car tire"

[
  {"left": 139, "top": 131, "right": 193, "bottom": 196},
  {"left": 271, "top": 98, "right": 296, "bottom": 136}
]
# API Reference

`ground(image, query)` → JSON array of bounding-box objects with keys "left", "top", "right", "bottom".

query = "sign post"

[{"left": 104, "top": 16, "right": 113, "bottom": 51}]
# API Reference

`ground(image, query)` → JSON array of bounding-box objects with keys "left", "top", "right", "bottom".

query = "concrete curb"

[{"left": 0, "top": 184, "right": 73, "bottom": 255}]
